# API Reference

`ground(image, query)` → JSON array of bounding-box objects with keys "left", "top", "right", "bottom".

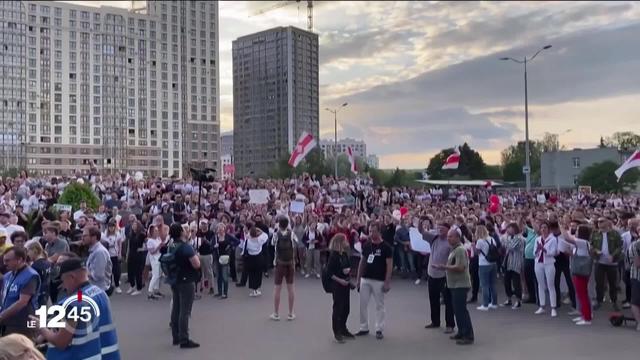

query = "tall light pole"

[
  {"left": 324, "top": 102, "right": 348, "bottom": 178},
  {"left": 501, "top": 44, "right": 552, "bottom": 192}
]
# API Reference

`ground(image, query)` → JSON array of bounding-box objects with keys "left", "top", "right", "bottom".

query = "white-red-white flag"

[
  {"left": 615, "top": 150, "right": 640, "bottom": 181},
  {"left": 442, "top": 147, "right": 460, "bottom": 170},
  {"left": 288, "top": 132, "right": 317, "bottom": 168},
  {"left": 347, "top": 146, "right": 357, "bottom": 174}
]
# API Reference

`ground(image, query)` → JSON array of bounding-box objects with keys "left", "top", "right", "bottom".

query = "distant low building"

[
  {"left": 540, "top": 147, "right": 626, "bottom": 188},
  {"left": 366, "top": 154, "right": 379, "bottom": 169}
]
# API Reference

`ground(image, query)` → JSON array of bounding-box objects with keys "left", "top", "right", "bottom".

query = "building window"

[
  {"left": 573, "top": 175, "right": 579, "bottom": 185},
  {"left": 572, "top": 157, "right": 580, "bottom": 169}
]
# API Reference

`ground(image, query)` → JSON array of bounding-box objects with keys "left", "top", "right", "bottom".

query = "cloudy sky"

[{"left": 68, "top": 1, "right": 640, "bottom": 168}]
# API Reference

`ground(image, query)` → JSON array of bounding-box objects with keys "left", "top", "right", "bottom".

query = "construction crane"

[{"left": 251, "top": 0, "right": 314, "bottom": 32}]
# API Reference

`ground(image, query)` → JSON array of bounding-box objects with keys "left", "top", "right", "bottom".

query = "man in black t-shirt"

[
  {"left": 356, "top": 222, "right": 393, "bottom": 340},
  {"left": 169, "top": 223, "right": 201, "bottom": 349}
]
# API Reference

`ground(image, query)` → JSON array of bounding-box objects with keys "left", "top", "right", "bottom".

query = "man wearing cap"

[
  {"left": 590, "top": 217, "right": 623, "bottom": 311},
  {"left": 0, "top": 247, "right": 40, "bottom": 338},
  {"left": 423, "top": 222, "right": 455, "bottom": 334},
  {"left": 39, "top": 256, "right": 121, "bottom": 360}
]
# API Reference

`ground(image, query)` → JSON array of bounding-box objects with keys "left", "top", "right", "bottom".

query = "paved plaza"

[{"left": 112, "top": 277, "right": 638, "bottom": 360}]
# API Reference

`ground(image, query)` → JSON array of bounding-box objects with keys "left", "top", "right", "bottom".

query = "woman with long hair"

[
  {"left": 292, "top": 215, "right": 307, "bottom": 275},
  {"left": 303, "top": 215, "right": 324, "bottom": 279},
  {"left": 561, "top": 222, "right": 593, "bottom": 325},
  {"left": 127, "top": 220, "right": 147, "bottom": 295},
  {"left": 0, "top": 334, "right": 45, "bottom": 360},
  {"left": 327, "top": 233, "right": 354, "bottom": 343},
  {"left": 502, "top": 223, "right": 524, "bottom": 309},
  {"left": 26, "top": 241, "right": 51, "bottom": 307},
  {"left": 243, "top": 222, "right": 269, "bottom": 297},
  {"left": 474, "top": 224, "right": 498, "bottom": 311},
  {"left": 146, "top": 225, "right": 165, "bottom": 300},
  {"left": 534, "top": 221, "right": 559, "bottom": 317},
  {"left": 102, "top": 219, "right": 125, "bottom": 294}
]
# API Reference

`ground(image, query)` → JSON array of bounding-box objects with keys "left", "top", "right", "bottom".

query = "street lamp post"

[
  {"left": 501, "top": 44, "right": 552, "bottom": 192},
  {"left": 324, "top": 102, "right": 348, "bottom": 178}
]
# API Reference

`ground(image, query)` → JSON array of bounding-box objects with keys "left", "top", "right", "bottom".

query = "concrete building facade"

[
  {"left": 232, "top": 26, "right": 319, "bottom": 177},
  {"left": 319, "top": 138, "right": 366, "bottom": 159},
  {"left": 540, "top": 147, "right": 625, "bottom": 188},
  {"left": 0, "top": 0, "right": 220, "bottom": 177},
  {"left": 366, "top": 154, "right": 379, "bottom": 169}
]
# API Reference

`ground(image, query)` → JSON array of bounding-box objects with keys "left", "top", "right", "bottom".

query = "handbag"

[
  {"left": 570, "top": 243, "right": 592, "bottom": 277},
  {"left": 219, "top": 255, "right": 230, "bottom": 266}
]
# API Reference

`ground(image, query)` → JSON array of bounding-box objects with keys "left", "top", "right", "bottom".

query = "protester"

[
  {"left": 214, "top": 223, "right": 236, "bottom": 299},
  {"left": 327, "top": 233, "right": 354, "bottom": 343},
  {"left": 591, "top": 217, "right": 623, "bottom": 311},
  {"left": 270, "top": 217, "right": 298, "bottom": 321},
  {"left": 145, "top": 225, "right": 165, "bottom": 300},
  {"left": 436, "top": 228, "right": 474, "bottom": 345},
  {"left": 0, "top": 333, "right": 45, "bottom": 360},
  {"left": 534, "top": 222, "right": 559, "bottom": 317},
  {"left": 25, "top": 242, "right": 51, "bottom": 307},
  {"left": 168, "top": 223, "right": 201, "bottom": 349},
  {"left": 357, "top": 222, "right": 392, "bottom": 340},
  {"left": 102, "top": 219, "right": 124, "bottom": 294},
  {"left": 561, "top": 222, "right": 593, "bottom": 325},
  {"left": 475, "top": 224, "right": 499, "bottom": 311},
  {"left": 0, "top": 247, "right": 40, "bottom": 338},
  {"left": 126, "top": 221, "right": 147, "bottom": 296},
  {"left": 501, "top": 223, "right": 524, "bottom": 309},
  {"left": 83, "top": 226, "right": 113, "bottom": 295},
  {"left": 424, "top": 222, "right": 455, "bottom": 333},
  {"left": 243, "top": 223, "right": 269, "bottom": 297}
]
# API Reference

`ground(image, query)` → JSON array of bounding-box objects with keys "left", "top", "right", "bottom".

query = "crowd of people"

[{"left": 0, "top": 170, "right": 639, "bottom": 356}]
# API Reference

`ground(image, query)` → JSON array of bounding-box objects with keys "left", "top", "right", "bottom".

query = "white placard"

[
  {"left": 53, "top": 204, "right": 73, "bottom": 213},
  {"left": 249, "top": 189, "right": 270, "bottom": 204},
  {"left": 289, "top": 200, "right": 305, "bottom": 214},
  {"left": 409, "top": 227, "right": 431, "bottom": 254}
]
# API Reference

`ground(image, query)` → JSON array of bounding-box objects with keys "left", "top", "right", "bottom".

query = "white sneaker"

[
  {"left": 572, "top": 316, "right": 583, "bottom": 322},
  {"left": 576, "top": 320, "right": 591, "bottom": 326},
  {"left": 126, "top": 287, "right": 135, "bottom": 294},
  {"left": 249, "top": 290, "right": 257, "bottom": 297},
  {"left": 287, "top": 313, "right": 296, "bottom": 321},
  {"left": 414, "top": 279, "right": 421, "bottom": 285},
  {"left": 115, "top": 287, "right": 122, "bottom": 294},
  {"left": 304, "top": 274, "right": 310, "bottom": 279},
  {"left": 489, "top": 304, "right": 498, "bottom": 310},
  {"left": 535, "top": 307, "right": 545, "bottom": 315},
  {"left": 315, "top": 274, "right": 321, "bottom": 279},
  {"left": 567, "top": 309, "right": 580, "bottom": 316},
  {"left": 269, "top": 313, "right": 280, "bottom": 321},
  {"left": 551, "top": 309, "right": 558, "bottom": 317},
  {"left": 255, "top": 290, "right": 262, "bottom": 296},
  {"left": 131, "top": 290, "right": 141, "bottom": 296},
  {"left": 476, "top": 306, "right": 490, "bottom": 311}
]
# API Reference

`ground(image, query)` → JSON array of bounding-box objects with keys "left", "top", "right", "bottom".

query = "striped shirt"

[{"left": 502, "top": 234, "right": 524, "bottom": 273}]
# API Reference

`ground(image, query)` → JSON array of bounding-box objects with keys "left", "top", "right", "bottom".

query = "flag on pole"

[
  {"left": 288, "top": 132, "right": 317, "bottom": 168},
  {"left": 615, "top": 149, "right": 640, "bottom": 181},
  {"left": 347, "top": 146, "right": 357, "bottom": 174},
  {"left": 442, "top": 147, "right": 460, "bottom": 170}
]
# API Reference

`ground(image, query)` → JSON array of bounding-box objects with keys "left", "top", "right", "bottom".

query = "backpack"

[
  {"left": 321, "top": 264, "right": 333, "bottom": 294},
  {"left": 481, "top": 238, "right": 500, "bottom": 263},
  {"left": 159, "top": 242, "right": 183, "bottom": 286}
]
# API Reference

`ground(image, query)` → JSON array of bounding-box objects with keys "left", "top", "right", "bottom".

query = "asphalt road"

[{"left": 110, "top": 276, "right": 638, "bottom": 360}]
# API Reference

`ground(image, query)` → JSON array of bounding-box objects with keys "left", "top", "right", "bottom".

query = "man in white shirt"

[{"left": 73, "top": 201, "right": 87, "bottom": 222}]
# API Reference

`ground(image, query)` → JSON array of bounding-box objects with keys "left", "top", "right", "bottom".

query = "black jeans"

[
  {"left": 332, "top": 284, "right": 350, "bottom": 337},
  {"left": 414, "top": 253, "right": 428, "bottom": 280},
  {"left": 504, "top": 270, "right": 522, "bottom": 300},
  {"left": 428, "top": 276, "right": 454, "bottom": 328},
  {"left": 554, "top": 255, "right": 576, "bottom": 308},
  {"left": 469, "top": 257, "right": 479, "bottom": 301},
  {"left": 595, "top": 263, "right": 618, "bottom": 304},
  {"left": 246, "top": 254, "right": 263, "bottom": 290},
  {"left": 127, "top": 255, "right": 145, "bottom": 291},
  {"left": 171, "top": 282, "right": 195, "bottom": 344},
  {"left": 623, "top": 270, "right": 631, "bottom": 303},
  {"left": 524, "top": 258, "right": 538, "bottom": 303},
  {"left": 450, "top": 287, "right": 474, "bottom": 340},
  {"left": 110, "top": 256, "right": 121, "bottom": 288}
]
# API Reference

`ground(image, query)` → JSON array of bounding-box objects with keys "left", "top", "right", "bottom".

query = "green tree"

[
  {"left": 57, "top": 182, "right": 101, "bottom": 211},
  {"left": 603, "top": 131, "right": 640, "bottom": 151},
  {"left": 426, "top": 143, "right": 487, "bottom": 180},
  {"left": 501, "top": 141, "right": 542, "bottom": 183},
  {"left": 577, "top": 160, "right": 640, "bottom": 193},
  {"left": 540, "top": 132, "right": 562, "bottom": 152},
  {"left": 485, "top": 165, "right": 503, "bottom": 179}
]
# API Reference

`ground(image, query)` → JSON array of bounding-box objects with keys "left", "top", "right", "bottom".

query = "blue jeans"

[
  {"left": 395, "top": 244, "right": 414, "bottom": 273},
  {"left": 217, "top": 265, "right": 230, "bottom": 296},
  {"left": 479, "top": 264, "right": 498, "bottom": 307}
]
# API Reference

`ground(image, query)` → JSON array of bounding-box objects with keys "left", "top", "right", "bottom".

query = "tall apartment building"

[
  {"left": 220, "top": 131, "right": 233, "bottom": 158},
  {"left": 319, "top": 137, "right": 367, "bottom": 159},
  {"left": 232, "top": 26, "right": 319, "bottom": 177},
  {"left": 0, "top": 0, "right": 220, "bottom": 178},
  {"left": 366, "top": 154, "right": 379, "bottom": 169}
]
